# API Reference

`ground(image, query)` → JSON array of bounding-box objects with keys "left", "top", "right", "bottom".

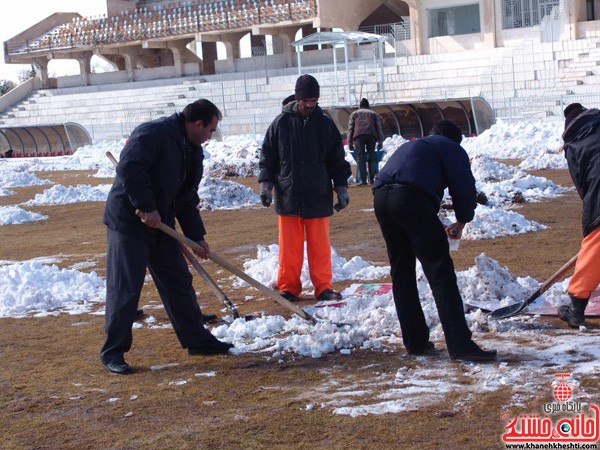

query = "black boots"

[
  {"left": 558, "top": 295, "right": 589, "bottom": 328},
  {"left": 450, "top": 341, "right": 497, "bottom": 362}
]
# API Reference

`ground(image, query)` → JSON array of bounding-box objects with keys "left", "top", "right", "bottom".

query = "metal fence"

[{"left": 494, "top": 92, "right": 600, "bottom": 123}]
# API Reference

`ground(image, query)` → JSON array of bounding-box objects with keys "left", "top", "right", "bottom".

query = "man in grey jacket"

[{"left": 347, "top": 98, "right": 385, "bottom": 185}]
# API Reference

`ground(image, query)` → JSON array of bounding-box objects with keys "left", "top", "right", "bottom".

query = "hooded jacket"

[
  {"left": 562, "top": 108, "right": 600, "bottom": 236},
  {"left": 347, "top": 108, "right": 384, "bottom": 144},
  {"left": 104, "top": 113, "right": 206, "bottom": 243},
  {"left": 372, "top": 135, "right": 477, "bottom": 224},
  {"left": 259, "top": 102, "right": 351, "bottom": 218}
]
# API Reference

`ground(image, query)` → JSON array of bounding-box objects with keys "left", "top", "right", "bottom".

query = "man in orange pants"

[
  {"left": 559, "top": 103, "right": 600, "bottom": 327},
  {"left": 259, "top": 75, "right": 351, "bottom": 301}
]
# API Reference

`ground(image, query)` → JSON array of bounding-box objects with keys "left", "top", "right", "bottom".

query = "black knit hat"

[
  {"left": 295, "top": 74, "right": 320, "bottom": 100},
  {"left": 430, "top": 119, "right": 463, "bottom": 144},
  {"left": 564, "top": 103, "right": 586, "bottom": 130},
  {"left": 360, "top": 98, "right": 369, "bottom": 108}
]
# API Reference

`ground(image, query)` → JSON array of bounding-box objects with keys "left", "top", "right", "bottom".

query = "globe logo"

[
  {"left": 560, "top": 423, "right": 571, "bottom": 434},
  {"left": 554, "top": 382, "right": 572, "bottom": 402}
]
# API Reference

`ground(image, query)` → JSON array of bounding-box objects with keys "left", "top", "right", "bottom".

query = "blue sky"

[{"left": 0, "top": 1, "right": 107, "bottom": 81}]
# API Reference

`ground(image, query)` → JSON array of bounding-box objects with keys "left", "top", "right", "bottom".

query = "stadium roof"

[
  {"left": 292, "top": 31, "right": 388, "bottom": 102},
  {"left": 291, "top": 31, "right": 387, "bottom": 47}
]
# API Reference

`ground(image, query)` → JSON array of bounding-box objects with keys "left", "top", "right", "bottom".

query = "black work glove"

[
  {"left": 260, "top": 181, "right": 273, "bottom": 207},
  {"left": 377, "top": 143, "right": 383, "bottom": 150},
  {"left": 334, "top": 186, "right": 349, "bottom": 212}
]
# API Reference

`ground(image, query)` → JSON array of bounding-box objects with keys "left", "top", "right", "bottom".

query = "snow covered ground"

[{"left": 1, "top": 118, "right": 596, "bottom": 417}]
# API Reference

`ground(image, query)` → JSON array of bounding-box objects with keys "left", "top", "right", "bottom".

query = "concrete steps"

[{"left": 2, "top": 37, "right": 600, "bottom": 138}]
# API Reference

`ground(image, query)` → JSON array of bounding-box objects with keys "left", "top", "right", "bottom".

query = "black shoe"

[
  {"left": 280, "top": 290, "right": 300, "bottom": 302},
  {"left": 317, "top": 289, "right": 343, "bottom": 301},
  {"left": 188, "top": 335, "right": 234, "bottom": 355},
  {"left": 103, "top": 360, "right": 133, "bottom": 375},
  {"left": 407, "top": 341, "right": 436, "bottom": 356},
  {"left": 451, "top": 344, "right": 497, "bottom": 362},
  {"left": 558, "top": 295, "right": 588, "bottom": 328},
  {"left": 202, "top": 313, "right": 218, "bottom": 323}
]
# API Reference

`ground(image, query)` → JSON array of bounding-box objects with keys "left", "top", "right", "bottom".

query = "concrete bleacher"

[{"left": 1, "top": 35, "right": 600, "bottom": 140}]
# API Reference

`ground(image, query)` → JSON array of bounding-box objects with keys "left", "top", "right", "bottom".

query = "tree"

[
  {"left": 18, "top": 65, "right": 36, "bottom": 83},
  {"left": 0, "top": 79, "right": 16, "bottom": 96}
]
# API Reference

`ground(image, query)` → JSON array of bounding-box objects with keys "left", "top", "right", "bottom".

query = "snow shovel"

[
  {"left": 488, "top": 253, "right": 578, "bottom": 320},
  {"left": 106, "top": 150, "right": 247, "bottom": 320},
  {"left": 180, "top": 244, "right": 247, "bottom": 320},
  {"left": 145, "top": 217, "right": 320, "bottom": 324}
]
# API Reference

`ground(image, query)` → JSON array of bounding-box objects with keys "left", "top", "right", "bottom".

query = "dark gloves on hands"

[
  {"left": 334, "top": 186, "right": 349, "bottom": 212},
  {"left": 377, "top": 143, "right": 383, "bottom": 150},
  {"left": 260, "top": 181, "right": 273, "bottom": 207}
]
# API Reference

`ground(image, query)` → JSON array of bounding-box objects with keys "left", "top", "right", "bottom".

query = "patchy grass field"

[{"left": 1, "top": 168, "right": 597, "bottom": 449}]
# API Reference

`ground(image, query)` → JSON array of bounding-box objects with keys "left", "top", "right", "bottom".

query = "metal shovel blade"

[
  {"left": 488, "top": 253, "right": 578, "bottom": 320},
  {"left": 487, "top": 289, "right": 541, "bottom": 320}
]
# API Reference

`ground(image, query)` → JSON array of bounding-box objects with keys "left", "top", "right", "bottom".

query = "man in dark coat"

[
  {"left": 372, "top": 120, "right": 496, "bottom": 362},
  {"left": 259, "top": 74, "right": 351, "bottom": 302},
  {"left": 101, "top": 99, "right": 233, "bottom": 374},
  {"left": 347, "top": 98, "right": 385, "bottom": 185},
  {"left": 559, "top": 103, "right": 600, "bottom": 328}
]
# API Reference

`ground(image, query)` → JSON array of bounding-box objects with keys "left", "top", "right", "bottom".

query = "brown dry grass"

[{"left": 0, "top": 166, "right": 595, "bottom": 449}]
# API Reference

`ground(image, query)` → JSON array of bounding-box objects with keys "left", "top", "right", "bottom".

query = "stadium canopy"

[
  {"left": 323, "top": 97, "right": 496, "bottom": 140},
  {"left": 0, "top": 123, "right": 92, "bottom": 157},
  {"left": 292, "top": 31, "right": 388, "bottom": 103}
]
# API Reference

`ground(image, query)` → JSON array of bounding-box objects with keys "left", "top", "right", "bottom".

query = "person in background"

[
  {"left": 372, "top": 119, "right": 496, "bottom": 362},
  {"left": 101, "top": 99, "right": 233, "bottom": 375},
  {"left": 559, "top": 103, "right": 600, "bottom": 328},
  {"left": 259, "top": 74, "right": 352, "bottom": 302},
  {"left": 347, "top": 98, "right": 385, "bottom": 185}
]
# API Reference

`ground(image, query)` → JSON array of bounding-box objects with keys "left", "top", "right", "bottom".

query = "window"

[
  {"left": 587, "top": 0, "right": 595, "bottom": 21},
  {"left": 428, "top": 4, "right": 481, "bottom": 38},
  {"left": 503, "top": 0, "right": 560, "bottom": 29}
]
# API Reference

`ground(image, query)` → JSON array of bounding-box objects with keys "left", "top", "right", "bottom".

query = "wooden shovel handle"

[
  {"left": 150, "top": 218, "right": 317, "bottom": 324},
  {"left": 539, "top": 253, "right": 578, "bottom": 293},
  {"left": 180, "top": 245, "right": 241, "bottom": 319}
]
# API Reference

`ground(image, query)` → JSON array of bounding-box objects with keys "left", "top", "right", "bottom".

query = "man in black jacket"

[
  {"left": 372, "top": 120, "right": 496, "bottom": 362},
  {"left": 559, "top": 103, "right": 600, "bottom": 328},
  {"left": 259, "top": 75, "right": 351, "bottom": 302},
  {"left": 101, "top": 99, "right": 233, "bottom": 374}
]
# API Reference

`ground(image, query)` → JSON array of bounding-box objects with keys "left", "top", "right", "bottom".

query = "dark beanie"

[
  {"left": 564, "top": 103, "right": 586, "bottom": 130},
  {"left": 295, "top": 74, "right": 320, "bottom": 100},
  {"left": 360, "top": 98, "right": 369, "bottom": 108}
]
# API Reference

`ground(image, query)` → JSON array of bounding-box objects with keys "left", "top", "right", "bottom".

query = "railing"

[
  {"left": 5, "top": 0, "right": 318, "bottom": 56},
  {"left": 359, "top": 19, "right": 411, "bottom": 42}
]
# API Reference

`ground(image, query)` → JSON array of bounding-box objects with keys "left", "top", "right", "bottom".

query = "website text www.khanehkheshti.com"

[{"left": 506, "top": 444, "right": 598, "bottom": 449}]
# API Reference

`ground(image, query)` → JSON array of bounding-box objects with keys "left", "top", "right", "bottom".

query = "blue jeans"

[{"left": 353, "top": 134, "right": 377, "bottom": 184}]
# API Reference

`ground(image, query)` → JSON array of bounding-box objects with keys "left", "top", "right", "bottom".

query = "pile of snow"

[
  {"left": 0, "top": 206, "right": 47, "bottom": 225},
  {"left": 203, "top": 134, "right": 262, "bottom": 178},
  {"left": 24, "top": 184, "right": 112, "bottom": 206},
  {"left": 0, "top": 259, "right": 105, "bottom": 317}
]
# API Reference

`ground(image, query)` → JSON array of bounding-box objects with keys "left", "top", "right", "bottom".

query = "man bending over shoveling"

[{"left": 101, "top": 99, "right": 234, "bottom": 375}]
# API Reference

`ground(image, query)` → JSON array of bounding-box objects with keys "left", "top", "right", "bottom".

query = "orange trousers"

[
  {"left": 277, "top": 215, "right": 332, "bottom": 298},
  {"left": 568, "top": 226, "right": 600, "bottom": 299}
]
